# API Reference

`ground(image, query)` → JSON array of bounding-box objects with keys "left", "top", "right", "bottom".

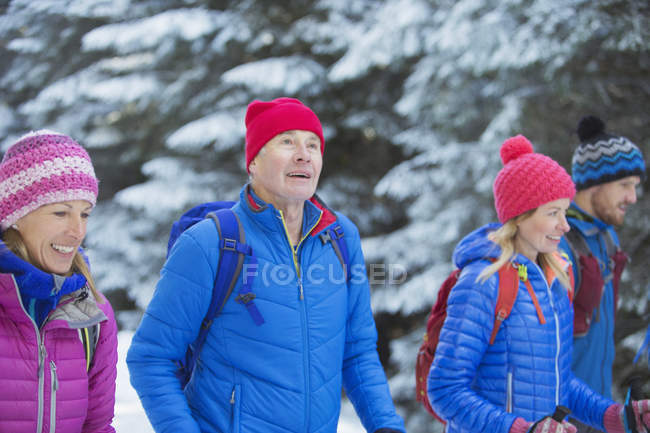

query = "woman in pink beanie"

[
  {"left": 427, "top": 135, "right": 650, "bottom": 433},
  {"left": 0, "top": 130, "right": 117, "bottom": 432}
]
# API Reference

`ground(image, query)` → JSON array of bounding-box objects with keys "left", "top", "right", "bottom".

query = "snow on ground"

[{"left": 115, "top": 330, "right": 364, "bottom": 432}]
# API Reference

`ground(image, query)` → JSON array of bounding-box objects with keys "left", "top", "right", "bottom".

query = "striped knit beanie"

[
  {"left": 494, "top": 135, "right": 576, "bottom": 223},
  {"left": 0, "top": 130, "right": 98, "bottom": 231},
  {"left": 572, "top": 116, "right": 646, "bottom": 190}
]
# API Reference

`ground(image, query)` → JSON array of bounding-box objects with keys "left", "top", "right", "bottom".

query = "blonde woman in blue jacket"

[
  {"left": 428, "top": 136, "right": 650, "bottom": 433},
  {"left": 127, "top": 98, "right": 405, "bottom": 433}
]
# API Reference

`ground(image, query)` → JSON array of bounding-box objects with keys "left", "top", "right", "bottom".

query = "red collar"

[{"left": 246, "top": 192, "right": 337, "bottom": 236}]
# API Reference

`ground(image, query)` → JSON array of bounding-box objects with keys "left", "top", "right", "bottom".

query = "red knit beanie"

[
  {"left": 493, "top": 135, "right": 576, "bottom": 223},
  {"left": 245, "top": 97, "right": 325, "bottom": 171}
]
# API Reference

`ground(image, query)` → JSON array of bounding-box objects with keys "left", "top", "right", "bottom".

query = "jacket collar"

[
  {"left": 240, "top": 184, "right": 338, "bottom": 237},
  {"left": 567, "top": 202, "right": 612, "bottom": 237},
  {"left": 0, "top": 244, "right": 88, "bottom": 327},
  {"left": 0, "top": 272, "right": 106, "bottom": 329}
]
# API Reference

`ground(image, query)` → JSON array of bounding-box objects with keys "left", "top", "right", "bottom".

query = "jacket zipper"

[
  {"left": 10, "top": 275, "right": 47, "bottom": 433},
  {"left": 533, "top": 262, "right": 562, "bottom": 406},
  {"left": 277, "top": 209, "right": 322, "bottom": 432},
  {"left": 50, "top": 361, "right": 58, "bottom": 433},
  {"left": 38, "top": 342, "right": 46, "bottom": 433},
  {"left": 506, "top": 370, "right": 513, "bottom": 413},
  {"left": 229, "top": 385, "right": 241, "bottom": 433}
]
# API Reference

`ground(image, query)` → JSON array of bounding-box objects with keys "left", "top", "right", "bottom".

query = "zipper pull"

[
  {"left": 51, "top": 361, "right": 58, "bottom": 391},
  {"left": 517, "top": 264, "right": 528, "bottom": 281},
  {"left": 230, "top": 389, "right": 235, "bottom": 404},
  {"left": 38, "top": 343, "right": 46, "bottom": 378},
  {"left": 298, "top": 279, "right": 304, "bottom": 300}
]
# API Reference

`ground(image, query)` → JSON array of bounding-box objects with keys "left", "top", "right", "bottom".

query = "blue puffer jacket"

[
  {"left": 558, "top": 203, "right": 619, "bottom": 398},
  {"left": 428, "top": 224, "right": 614, "bottom": 433},
  {"left": 127, "top": 185, "right": 405, "bottom": 433}
]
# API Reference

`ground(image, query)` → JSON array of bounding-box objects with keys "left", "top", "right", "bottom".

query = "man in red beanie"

[{"left": 128, "top": 97, "right": 405, "bottom": 433}]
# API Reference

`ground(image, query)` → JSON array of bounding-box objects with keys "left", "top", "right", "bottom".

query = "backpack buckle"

[
  {"left": 222, "top": 238, "right": 237, "bottom": 251},
  {"left": 235, "top": 292, "right": 256, "bottom": 305},
  {"left": 319, "top": 232, "right": 331, "bottom": 245}
]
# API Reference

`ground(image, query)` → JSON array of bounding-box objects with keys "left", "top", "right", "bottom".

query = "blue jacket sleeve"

[
  {"left": 566, "top": 373, "right": 615, "bottom": 429},
  {"left": 126, "top": 219, "right": 218, "bottom": 433},
  {"left": 339, "top": 216, "right": 406, "bottom": 433},
  {"left": 428, "top": 264, "right": 518, "bottom": 433}
]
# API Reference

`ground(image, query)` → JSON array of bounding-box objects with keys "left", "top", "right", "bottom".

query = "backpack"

[
  {"left": 415, "top": 262, "right": 548, "bottom": 423},
  {"left": 166, "top": 200, "right": 351, "bottom": 389},
  {"left": 563, "top": 226, "right": 627, "bottom": 337}
]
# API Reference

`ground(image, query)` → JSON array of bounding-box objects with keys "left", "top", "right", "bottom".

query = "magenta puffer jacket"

[{"left": 0, "top": 273, "right": 118, "bottom": 433}]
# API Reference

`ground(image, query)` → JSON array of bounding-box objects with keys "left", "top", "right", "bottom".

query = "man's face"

[
  {"left": 248, "top": 130, "right": 323, "bottom": 208},
  {"left": 591, "top": 175, "right": 641, "bottom": 226}
]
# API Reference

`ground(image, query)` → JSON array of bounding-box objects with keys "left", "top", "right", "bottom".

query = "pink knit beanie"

[
  {"left": 0, "top": 130, "right": 99, "bottom": 231},
  {"left": 245, "top": 97, "right": 324, "bottom": 171},
  {"left": 493, "top": 135, "right": 575, "bottom": 223}
]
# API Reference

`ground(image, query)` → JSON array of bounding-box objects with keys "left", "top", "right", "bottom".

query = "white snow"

[
  {"left": 166, "top": 111, "right": 245, "bottom": 152},
  {"left": 6, "top": 37, "right": 45, "bottom": 53},
  {"left": 221, "top": 56, "right": 327, "bottom": 94},
  {"left": 8, "top": 0, "right": 132, "bottom": 19},
  {"left": 82, "top": 9, "right": 225, "bottom": 54},
  {"left": 328, "top": 0, "right": 431, "bottom": 82},
  {"left": 115, "top": 330, "right": 154, "bottom": 433}
]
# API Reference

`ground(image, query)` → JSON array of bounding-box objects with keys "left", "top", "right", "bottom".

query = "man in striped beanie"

[{"left": 559, "top": 115, "right": 646, "bottom": 433}]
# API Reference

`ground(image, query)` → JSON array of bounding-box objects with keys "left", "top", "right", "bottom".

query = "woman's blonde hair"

[
  {"left": 478, "top": 210, "right": 571, "bottom": 289},
  {"left": 1, "top": 228, "right": 104, "bottom": 303}
]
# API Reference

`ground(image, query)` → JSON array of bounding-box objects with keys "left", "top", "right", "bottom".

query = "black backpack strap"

[
  {"left": 80, "top": 323, "right": 100, "bottom": 372},
  {"left": 319, "top": 223, "right": 350, "bottom": 280}
]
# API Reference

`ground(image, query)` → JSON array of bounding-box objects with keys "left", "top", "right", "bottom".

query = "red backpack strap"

[
  {"left": 523, "top": 279, "right": 546, "bottom": 325},
  {"left": 518, "top": 263, "right": 546, "bottom": 326},
  {"left": 490, "top": 263, "right": 549, "bottom": 344},
  {"left": 490, "top": 264, "right": 519, "bottom": 344}
]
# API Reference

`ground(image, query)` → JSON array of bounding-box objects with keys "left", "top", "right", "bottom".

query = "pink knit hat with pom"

[
  {"left": 493, "top": 135, "right": 575, "bottom": 223},
  {"left": 0, "top": 130, "right": 98, "bottom": 231}
]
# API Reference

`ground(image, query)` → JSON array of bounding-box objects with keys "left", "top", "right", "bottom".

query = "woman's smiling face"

[
  {"left": 15, "top": 200, "right": 92, "bottom": 275},
  {"left": 514, "top": 198, "right": 571, "bottom": 262}
]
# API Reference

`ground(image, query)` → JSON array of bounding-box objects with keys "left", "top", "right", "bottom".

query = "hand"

[
  {"left": 527, "top": 417, "right": 577, "bottom": 433},
  {"left": 623, "top": 399, "right": 650, "bottom": 433}
]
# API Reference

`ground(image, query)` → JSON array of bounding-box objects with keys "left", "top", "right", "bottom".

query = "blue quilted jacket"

[
  {"left": 428, "top": 224, "right": 614, "bottom": 433},
  {"left": 127, "top": 185, "right": 405, "bottom": 433},
  {"left": 558, "top": 203, "right": 619, "bottom": 398}
]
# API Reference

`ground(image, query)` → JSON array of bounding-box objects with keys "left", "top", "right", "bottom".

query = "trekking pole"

[
  {"left": 624, "top": 375, "right": 645, "bottom": 433},
  {"left": 551, "top": 405, "right": 571, "bottom": 423}
]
